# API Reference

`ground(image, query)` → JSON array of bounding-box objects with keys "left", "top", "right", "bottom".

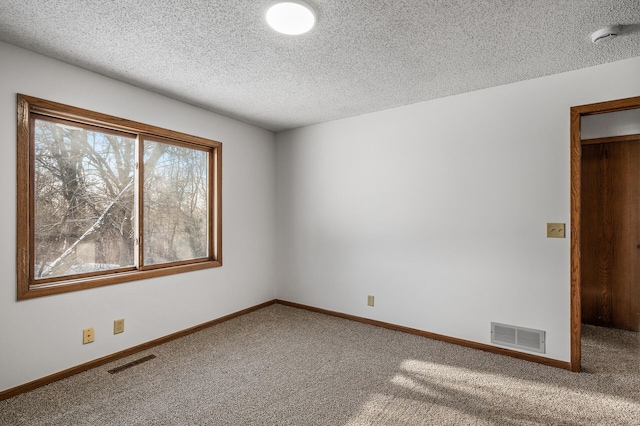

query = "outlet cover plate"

[
  {"left": 83, "top": 327, "right": 94, "bottom": 344},
  {"left": 114, "top": 318, "right": 125, "bottom": 334}
]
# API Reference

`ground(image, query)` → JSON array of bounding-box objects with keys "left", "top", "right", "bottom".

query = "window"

[{"left": 17, "top": 94, "right": 222, "bottom": 299}]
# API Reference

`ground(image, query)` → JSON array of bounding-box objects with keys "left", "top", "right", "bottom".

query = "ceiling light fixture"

[
  {"left": 590, "top": 25, "right": 622, "bottom": 44},
  {"left": 266, "top": 1, "right": 316, "bottom": 35}
]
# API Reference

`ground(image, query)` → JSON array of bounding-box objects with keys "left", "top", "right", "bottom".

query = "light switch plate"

[{"left": 546, "top": 223, "right": 565, "bottom": 238}]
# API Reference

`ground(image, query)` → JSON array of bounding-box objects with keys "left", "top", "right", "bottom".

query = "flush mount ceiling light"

[
  {"left": 591, "top": 25, "right": 622, "bottom": 44},
  {"left": 266, "top": 1, "right": 316, "bottom": 35}
]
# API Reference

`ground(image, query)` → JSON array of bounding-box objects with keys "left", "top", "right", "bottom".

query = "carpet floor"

[{"left": 1, "top": 304, "right": 639, "bottom": 425}]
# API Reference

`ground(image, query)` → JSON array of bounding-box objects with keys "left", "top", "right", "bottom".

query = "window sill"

[{"left": 18, "top": 260, "right": 222, "bottom": 300}]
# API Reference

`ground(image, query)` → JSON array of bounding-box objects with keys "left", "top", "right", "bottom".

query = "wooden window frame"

[{"left": 17, "top": 94, "right": 222, "bottom": 300}]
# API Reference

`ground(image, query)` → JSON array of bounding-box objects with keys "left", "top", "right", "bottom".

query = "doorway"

[
  {"left": 570, "top": 97, "right": 640, "bottom": 371},
  {"left": 581, "top": 136, "right": 640, "bottom": 331}
]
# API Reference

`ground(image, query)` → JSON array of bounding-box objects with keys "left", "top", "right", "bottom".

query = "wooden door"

[{"left": 581, "top": 138, "right": 640, "bottom": 331}]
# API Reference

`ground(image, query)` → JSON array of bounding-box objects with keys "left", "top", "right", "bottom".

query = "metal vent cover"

[
  {"left": 491, "top": 322, "right": 545, "bottom": 353},
  {"left": 108, "top": 355, "right": 156, "bottom": 374}
]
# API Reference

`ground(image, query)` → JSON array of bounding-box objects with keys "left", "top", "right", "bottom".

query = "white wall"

[
  {"left": 276, "top": 56, "right": 640, "bottom": 363},
  {"left": 0, "top": 42, "right": 277, "bottom": 392}
]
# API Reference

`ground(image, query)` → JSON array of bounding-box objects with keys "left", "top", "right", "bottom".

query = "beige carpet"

[{"left": 1, "top": 304, "right": 639, "bottom": 425}]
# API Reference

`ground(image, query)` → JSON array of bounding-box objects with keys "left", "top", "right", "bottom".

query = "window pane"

[
  {"left": 34, "top": 118, "right": 136, "bottom": 279},
  {"left": 143, "top": 140, "right": 209, "bottom": 265}
]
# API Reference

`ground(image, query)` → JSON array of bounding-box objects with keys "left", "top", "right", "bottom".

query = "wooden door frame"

[{"left": 570, "top": 95, "right": 640, "bottom": 372}]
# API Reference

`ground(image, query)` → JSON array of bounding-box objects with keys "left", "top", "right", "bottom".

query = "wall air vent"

[{"left": 491, "top": 322, "right": 545, "bottom": 353}]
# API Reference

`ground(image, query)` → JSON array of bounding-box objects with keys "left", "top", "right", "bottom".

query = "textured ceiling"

[{"left": 0, "top": 1, "right": 639, "bottom": 131}]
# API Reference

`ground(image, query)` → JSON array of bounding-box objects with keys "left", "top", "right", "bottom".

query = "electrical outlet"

[
  {"left": 114, "top": 318, "right": 125, "bottom": 334},
  {"left": 367, "top": 295, "right": 375, "bottom": 307},
  {"left": 83, "top": 327, "right": 94, "bottom": 344}
]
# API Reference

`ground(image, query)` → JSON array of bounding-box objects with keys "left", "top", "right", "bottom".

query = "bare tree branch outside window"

[
  {"left": 34, "top": 120, "right": 135, "bottom": 278},
  {"left": 143, "top": 140, "right": 208, "bottom": 265}
]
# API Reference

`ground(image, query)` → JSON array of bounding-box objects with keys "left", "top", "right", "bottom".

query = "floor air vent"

[
  {"left": 491, "top": 322, "right": 545, "bottom": 353},
  {"left": 108, "top": 355, "right": 156, "bottom": 374}
]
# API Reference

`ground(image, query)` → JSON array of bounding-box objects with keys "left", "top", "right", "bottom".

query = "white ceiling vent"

[{"left": 491, "top": 322, "right": 545, "bottom": 353}]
